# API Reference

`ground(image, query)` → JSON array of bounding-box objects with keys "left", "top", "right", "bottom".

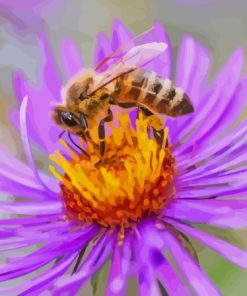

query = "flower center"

[{"left": 50, "top": 113, "right": 176, "bottom": 230}]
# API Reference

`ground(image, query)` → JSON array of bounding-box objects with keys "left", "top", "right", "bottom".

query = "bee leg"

[
  {"left": 104, "top": 109, "right": 113, "bottom": 122},
  {"left": 80, "top": 112, "right": 97, "bottom": 149},
  {"left": 80, "top": 113, "right": 89, "bottom": 138},
  {"left": 98, "top": 119, "right": 106, "bottom": 157},
  {"left": 138, "top": 106, "right": 167, "bottom": 147},
  {"left": 153, "top": 129, "right": 165, "bottom": 147}
]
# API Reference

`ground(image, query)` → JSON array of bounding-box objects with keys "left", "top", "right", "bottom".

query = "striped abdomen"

[{"left": 113, "top": 69, "right": 194, "bottom": 117}]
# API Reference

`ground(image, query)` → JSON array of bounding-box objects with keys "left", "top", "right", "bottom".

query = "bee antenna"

[{"left": 68, "top": 132, "right": 90, "bottom": 158}]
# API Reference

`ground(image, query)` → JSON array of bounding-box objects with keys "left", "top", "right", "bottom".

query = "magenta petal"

[
  {"left": 176, "top": 35, "right": 211, "bottom": 103},
  {"left": 167, "top": 220, "right": 247, "bottom": 270},
  {"left": 17, "top": 255, "right": 77, "bottom": 296},
  {"left": 176, "top": 120, "right": 247, "bottom": 171},
  {"left": 94, "top": 32, "right": 112, "bottom": 70},
  {"left": 136, "top": 226, "right": 164, "bottom": 296},
  {"left": 179, "top": 172, "right": 247, "bottom": 189},
  {"left": 0, "top": 215, "right": 62, "bottom": 227},
  {"left": 38, "top": 33, "right": 62, "bottom": 99},
  {"left": 197, "top": 76, "right": 247, "bottom": 148},
  {"left": 157, "top": 260, "right": 190, "bottom": 296},
  {"left": 106, "top": 236, "right": 131, "bottom": 296},
  {"left": 165, "top": 199, "right": 247, "bottom": 228},
  {"left": 60, "top": 37, "right": 84, "bottom": 80},
  {"left": 161, "top": 229, "right": 221, "bottom": 296},
  {"left": 111, "top": 19, "right": 134, "bottom": 51},
  {"left": 152, "top": 21, "right": 172, "bottom": 79},
  {"left": 12, "top": 33, "right": 65, "bottom": 153},
  {"left": 138, "top": 224, "right": 190, "bottom": 296},
  {"left": 167, "top": 36, "right": 211, "bottom": 140},
  {"left": 12, "top": 73, "right": 61, "bottom": 153},
  {"left": 53, "top": 232, "right": 113, "bottom": 294},
  {"left": 0, "top": 151, "right": 44, "bottom": 191},
  {"left": 0, "top": 201, "right": 62, "bottom": 215},
  {"left": 175, "top": 48, "right": 244, "bottom": 154},
  {"left": 20, "top": 96, "right": 59, "bottom": 195},
  {"left": 0, "top": 226, "right": 98, "bottom": 281},
  {"left": 0, "top": 179, "right": 56, "bottom": 200}
]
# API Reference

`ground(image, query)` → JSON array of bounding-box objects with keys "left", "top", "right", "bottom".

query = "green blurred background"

[{"left": 0, "top": 0, "right": 246, "bottom": 295}]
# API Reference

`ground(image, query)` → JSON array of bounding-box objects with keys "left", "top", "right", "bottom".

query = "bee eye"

[{"left": 60, "top": 111, "right": 77, "bottom": 127}]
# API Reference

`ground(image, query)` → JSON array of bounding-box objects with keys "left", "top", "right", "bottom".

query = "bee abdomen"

[
  {"left": 139, "top": 73, "right": 194, "bottom": 117},
  {"left": 155, "top": 85, "right": 194, "bottom": 117},
  {"left": 130, "top": 70, "right": 163, "bottom": 104},
  {"left": 116, "top": 69, "right": 194, "bottom": 117}
]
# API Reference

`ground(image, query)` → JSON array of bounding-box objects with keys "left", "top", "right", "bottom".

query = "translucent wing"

[{"left": 90, "top": 28, "right": 167, "bottom": 95}]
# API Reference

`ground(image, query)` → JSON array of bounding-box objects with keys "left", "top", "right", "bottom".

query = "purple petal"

[
  {"left": 12, "top": 72, "right": 61, "bottom": 153},
  {"left": 176, "top": 120, "right": 247, "bottom": 170},
  {"left": 156, "top": 259, "right": 190, "bottom": 296},
  {"left": 20, "top": 96, "right": 59, "bottom": 194},
  {"left": 167, "top": 219, "right": 247, "bottom": 270},
  {"left": 197, "top": 76, "right": 247, "bottom": 148},
  {"left": 180, "top": 143, "right": 247, "bottom": 182},
  {"left": 53, "top": 232, "right": 114, "bottom": 294},
  {"left": 177, "top": 173, "right": 247, "bottom": 195},
  {"left": 161, "top": 228, "right": 221, "bottom": 296},
  {"left": 111, "top": 19, "right": 134, "bottom": 51},
  {"left": 60, "top": 37, "right": 84, "bottom": 80},
  {"left": 135, "top": 226, "right": 164, "bottom": 296},
  {"left": 138, "top": 223, "right": 190, "bottom": 296},
  {"left": 17, "top": 255, "right": 77, "bottom": 296},
  {"left": 0, "top": 201, "right": 62, "bottom": 215},
  {"left": 38, "top": 33, "right": 62, "bottom": 99},
  {"left": 176, "top": 35, "right": 211, "bottom": 105},
  {"left": 12, "top": 32, "right": 67, "bottom": 153},
  {"left": 167, "top": 36, "right": 211, "bottom": 141},
  {"left": 94, "top": 32, "right": 112, "bottom": 70},
  {"left": 0, "top": 145, "right": 58, "bottom": 196},
  {"left": 165, "top": 199, "right": 247, "bottom": 228},
  {"left": 0, "top": 226, "right": 98, "bottom": 281},
  {"left": 175, "top": 48, "right": 244, "bottom": 154},
  {"left": 106, "top": 236, "right": 131, "bottom": 296},
  {"left": 0, "top": 227, "right": 70, "bottom": 250},
  {"left": 0, "top": 215, "right": 62, "bottom": 227},
  {"left": 152, "top": 21, "right": 172, "bottom": 79},
  {"left": 0, "top": 181, "right": 55, "bottom": 200}
]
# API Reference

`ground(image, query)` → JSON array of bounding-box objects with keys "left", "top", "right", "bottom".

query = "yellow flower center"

[{"left": 50, "top": 113, "right": 176, "bottom": 230}]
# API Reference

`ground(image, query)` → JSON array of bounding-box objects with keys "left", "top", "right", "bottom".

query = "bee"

[{"left": 53, "top": 30, "right": 194, "bottom": 157}]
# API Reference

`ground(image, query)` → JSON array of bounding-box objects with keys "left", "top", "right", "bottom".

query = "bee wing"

[
  {"left": 95, "top": 27, "right": 159, "bottom": 72},
  {"left": 90, "top": 28, "right": 167, "bottom": 95},
  {"left": 90, "top": 42, "right": 167, "bottom": 95}
]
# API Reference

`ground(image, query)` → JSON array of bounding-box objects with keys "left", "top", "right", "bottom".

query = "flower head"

[
  {"left": 50, "top": 113, "right": 175, "bottom": 231},
  {"left": 1, "top": 19, "right": 247, "bottom": 295}
]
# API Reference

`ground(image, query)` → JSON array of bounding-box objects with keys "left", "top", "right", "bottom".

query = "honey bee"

[{"left": 53, "top": 30, "right": 194, "bottom": 157}]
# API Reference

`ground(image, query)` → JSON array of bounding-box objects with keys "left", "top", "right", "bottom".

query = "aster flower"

[{"left": 1, "top": 19, "right": 247, "bottom": 295}]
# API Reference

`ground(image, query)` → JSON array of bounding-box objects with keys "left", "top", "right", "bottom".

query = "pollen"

[{"left": 50, "top": 113, "right": 176, "bottom": 230}]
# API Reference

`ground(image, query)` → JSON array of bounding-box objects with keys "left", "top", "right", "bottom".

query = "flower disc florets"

[{"left": 50, "top": 113, "right": 176, "bottom": 229}]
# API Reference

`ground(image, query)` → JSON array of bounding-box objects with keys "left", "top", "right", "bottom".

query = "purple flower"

[{"left": 1, "top": 19, "right": 247, "bottom": 295}]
